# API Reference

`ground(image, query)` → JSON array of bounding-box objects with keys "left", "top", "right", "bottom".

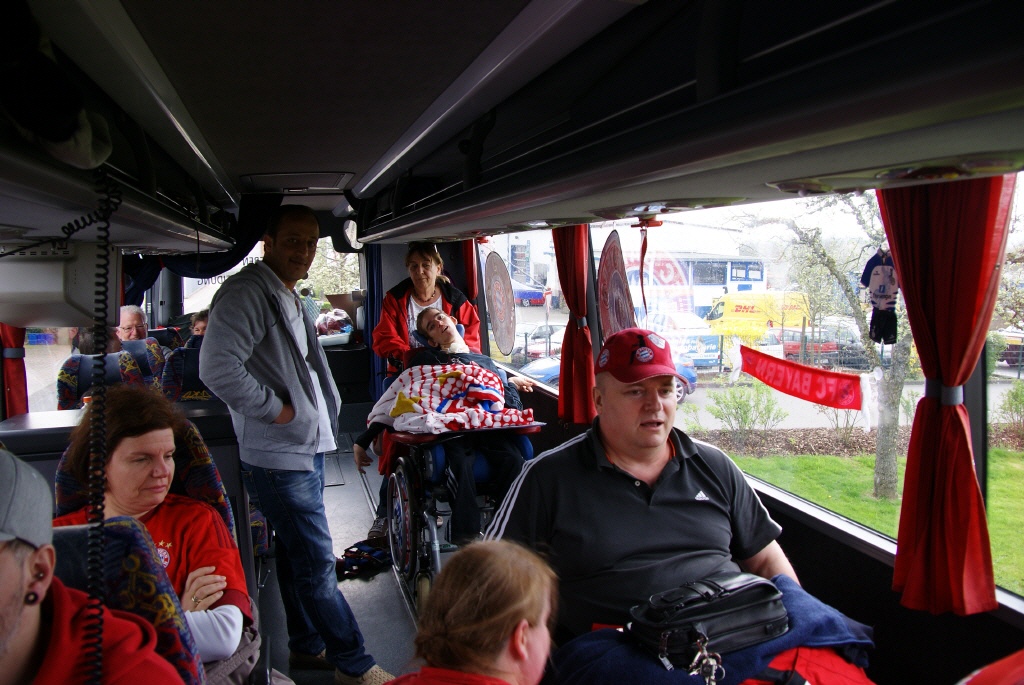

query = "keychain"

[{"left": 687, "top": 635, "right": 725, "bottom": 685}]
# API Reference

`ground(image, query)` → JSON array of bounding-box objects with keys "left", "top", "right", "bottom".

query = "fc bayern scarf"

[{"left": 739, "top": 345, "right": 862, "bottom": 410}]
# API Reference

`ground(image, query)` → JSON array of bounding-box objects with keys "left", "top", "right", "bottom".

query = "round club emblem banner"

[
  {"left": 484, "top": 250, "right": 517, "bottom": 356},
  {"left": 597, "top": 230, "right": 636, "bottom": 343}
]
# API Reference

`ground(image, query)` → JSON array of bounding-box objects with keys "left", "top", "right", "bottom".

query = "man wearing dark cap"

[
  {"left": 485, "top": 329, "right": 874, "bottom": 683},
  {"left": 0, "top": 449, "right": 183, "bottom": 684}
]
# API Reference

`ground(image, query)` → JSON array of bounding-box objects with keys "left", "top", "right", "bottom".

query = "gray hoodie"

[{"left": 200, "top": 261, "right": 340, "bottom": 470}]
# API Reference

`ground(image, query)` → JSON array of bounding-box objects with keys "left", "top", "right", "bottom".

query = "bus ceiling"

[{"left": 2, "top": 0, "right": 1023, "bottom": 253}]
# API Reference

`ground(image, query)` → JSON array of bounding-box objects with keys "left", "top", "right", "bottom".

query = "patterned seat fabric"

[
  {"left": 56, "top": 351, "right": 146, "bottom": 410},
  {"left": 52, "top": 518, "right": 205, "bottom": 685},
  {"left": 121, "top": 337, "right": 167, "bottom": 390},
  {"left": 55, "top": 420, "right": 236, "bottom": 541},
  {"left": 248, "top": 504, "right": 270, "bottom": 557},
  {"left": 148, "top": 327, "right": 185, "bottom": 351},
  {"left": 161, "top": 336, "right": 216, "bottom": 402}
]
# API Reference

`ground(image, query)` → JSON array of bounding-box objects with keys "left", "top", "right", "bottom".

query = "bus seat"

[
  {"left": 55, "top": 420, "right": 237, "bottom": 541},
  {"left": 56, "top": 351, "right": 147, "bottom": 410},
  {"left": 148, "top": 327, "right": 185, "bottom": 351},
  {"left": 52, "top": 519, "right": 205, "bottom": 685},
  {"left": 162, "top": 345, "right": 217, "bottom": 402},
  {"left": 120, "top": 337, "right": 167, "bottom": 388}
]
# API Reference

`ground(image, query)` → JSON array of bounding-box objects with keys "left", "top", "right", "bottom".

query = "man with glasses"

[
  {"left": 116, "top": 304, "right": 149, "bottom": 341},
  {"left": 118, "top": 304, "right": 172, "bottom": 359}
]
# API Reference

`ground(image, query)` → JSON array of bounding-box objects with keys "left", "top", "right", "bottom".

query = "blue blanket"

[{"left": 547, "top": 575, "right": 874, "bottom": 685}]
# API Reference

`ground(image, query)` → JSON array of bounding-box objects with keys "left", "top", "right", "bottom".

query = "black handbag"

[{"left": 627, "top": 571, "right": 789, "bottom": 674}]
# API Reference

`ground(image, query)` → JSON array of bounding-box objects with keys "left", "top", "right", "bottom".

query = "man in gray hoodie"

[{"left": 201, "top": 204, "right": 392, "bottom": 685}]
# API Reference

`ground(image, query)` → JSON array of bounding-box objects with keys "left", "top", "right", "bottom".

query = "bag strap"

[{"left": 751, "top": 667, "right": 808, "bottom": 685}]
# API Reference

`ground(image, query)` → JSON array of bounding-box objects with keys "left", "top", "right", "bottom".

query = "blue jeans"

[{"left": 241, "top": 454, "right": 376, "bottom": 677}]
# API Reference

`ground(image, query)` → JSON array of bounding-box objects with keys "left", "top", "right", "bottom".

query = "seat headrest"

[
  {"left": 119, "top": 339, "right": 154, "bottom": 376},
  {"left": 73, "top": 352, "right": 131, "bottom": 393},
  {"left": 148, "top": 328, "right": 183, "bottom": 350}
]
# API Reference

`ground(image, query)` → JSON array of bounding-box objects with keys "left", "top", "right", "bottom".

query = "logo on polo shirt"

[{"left": 695, "top": 490, "right": 710, "bottom": 501}]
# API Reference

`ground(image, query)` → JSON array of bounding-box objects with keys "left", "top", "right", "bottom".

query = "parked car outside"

[
  {"left": 998, "top": 328, "right": 1024, "bottom": 366},
  {"left": 511, "top": 322, "right": 567, "bottom": 361},
  {"left": 779, "top": 327, "right": 837, "bottom": 366},
  {"left": 755, "top": 329, "right": 785, "bottom": 358},
  {"left": 518, "top": 354, "right": 561, "bottom": 387},
  {"left": 512, "top": 279, "right": 554, "bottom": 307},
  {"left": 657, "top": 312, "right": 721, "bottom": 369},
  {"left": 822, "top": 316, "right": 892, "bottom": 369}
]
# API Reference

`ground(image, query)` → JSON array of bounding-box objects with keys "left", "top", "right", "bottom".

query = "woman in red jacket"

[
  {"left": 367, "top": 241, "right": 483, "bottom": 538},
  {"left": 372, "top": 241, "right": 481, "bottom": 373}
]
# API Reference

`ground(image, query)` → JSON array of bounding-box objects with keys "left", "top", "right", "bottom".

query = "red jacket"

[
  {"left": 33, "top": 577, "right": 184, "bottom": 684},
  {"left": 372, "top": 278, "right": 481, "bottom": 366},
  {"left": 53, "top": 495, "right": 251, "bottom": 623}
]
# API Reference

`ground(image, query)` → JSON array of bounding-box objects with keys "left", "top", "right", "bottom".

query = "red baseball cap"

[{"left": 595, "top": 328, "right": 682, "bottom": 383}]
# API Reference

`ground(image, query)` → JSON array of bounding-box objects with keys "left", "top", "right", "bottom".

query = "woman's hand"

[
  {"left": 509, "top": 377, "right": 536, "bottom": 392},
  {"left": 353, "top": 443, "right": 373, "bottom": 474},
  {"left": 182, "top": 566, "right": 227, "bottom": 613}
]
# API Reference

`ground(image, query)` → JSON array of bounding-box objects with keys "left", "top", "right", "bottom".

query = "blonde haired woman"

[{"left": 393, "top": 541, "right": 556, "bottom": 685}]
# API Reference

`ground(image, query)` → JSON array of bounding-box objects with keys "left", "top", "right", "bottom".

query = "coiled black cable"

[{"left": 82, "top": 167, "right": 122, "bottom": 685}]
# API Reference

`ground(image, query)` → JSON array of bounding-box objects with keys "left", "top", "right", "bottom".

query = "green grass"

[
  {"left": 987, "top": 449, "right": 1024, "bottom": 596},
  {"left": 731, "top": 451, "right": 1024, "bottom": 597}
]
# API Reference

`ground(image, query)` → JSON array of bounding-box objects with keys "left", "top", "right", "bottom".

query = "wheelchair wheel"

[
  {"left": 387, "top": 457, "right": 420, "bottom": 582},
  {"left": 415, "top": 572, "right": 432, "bottom": 615}
]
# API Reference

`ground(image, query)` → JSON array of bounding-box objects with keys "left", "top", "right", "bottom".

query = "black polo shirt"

[{"left": 486, "top": 419, "right": 782, "bottom": 638}]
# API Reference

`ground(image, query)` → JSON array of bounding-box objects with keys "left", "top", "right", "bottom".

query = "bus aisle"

[{"left": 257, "top": 403, "right": 417, "bottom": 682}]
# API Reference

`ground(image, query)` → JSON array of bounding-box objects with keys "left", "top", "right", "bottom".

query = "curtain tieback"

[
  {"left": 575, "top": 316, "right": 588, "bottom": 328},
  {"left": 925, "top": 378, "right": 963, "bottom": 406},
  {"left": 2, "top": 347, "right": 25, "bottom": 359}
]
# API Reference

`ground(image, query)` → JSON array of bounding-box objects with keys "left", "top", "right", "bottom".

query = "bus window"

[
  {"left": 482, "top": 231, "right": 569, "bottom": 380},
  {"left": 22, "top": 236, "right": 362, "bottom": 414},
  {"left": 985, "top": 173, "right": 1024, "bottom": 599},
  {"left": 623, "top": 181, "right": 1022, "bottom": 599}
]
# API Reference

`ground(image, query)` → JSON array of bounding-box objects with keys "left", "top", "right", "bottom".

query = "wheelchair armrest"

[{"left": 388, "top": 423, "right": 543, "bottom": 446}]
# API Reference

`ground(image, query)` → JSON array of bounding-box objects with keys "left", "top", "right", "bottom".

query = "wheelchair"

[{"left": 386, "top": 425, "right": 538, "bottom": 613}]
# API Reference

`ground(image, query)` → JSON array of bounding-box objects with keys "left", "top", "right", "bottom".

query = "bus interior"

[{"left": 1, "top": 0, "right": 1023, "bottom": 682}]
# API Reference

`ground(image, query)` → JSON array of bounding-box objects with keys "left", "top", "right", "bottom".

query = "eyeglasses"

[{"left": 118, "top": 325, "right": 147, "bottom": 333}]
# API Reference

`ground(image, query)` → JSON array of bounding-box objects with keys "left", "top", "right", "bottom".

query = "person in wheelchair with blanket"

[{"left": 354, "top": 309, "right": 535, "bottom": 545}]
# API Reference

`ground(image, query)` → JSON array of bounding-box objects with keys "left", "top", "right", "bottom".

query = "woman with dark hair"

[
  {"left": 372, "top": 242, "right": 481, "bottom": 371},
  {"left": 53, "top": 385, "right": 253, "bottom": 669},
  {"left": 392, "top": 541, "right": 556, "bottom": 685}
]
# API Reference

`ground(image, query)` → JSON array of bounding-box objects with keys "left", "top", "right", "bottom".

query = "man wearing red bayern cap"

[{"left": 485, "top": 328, "right": 875, "bottom": 684}]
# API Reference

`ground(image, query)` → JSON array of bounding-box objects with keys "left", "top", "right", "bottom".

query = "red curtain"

[
  {"left": 879, "top": 174, "right": 1015, "bottom": 615},
  {"left": 552, "top": 225, "right": 596, "bottom": 423},
  {"left": 1, "top": 324, "right": 28, "bottom": 419},
  {"left": 462, "top": 239, "right": 479, "bottom": 301}
]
